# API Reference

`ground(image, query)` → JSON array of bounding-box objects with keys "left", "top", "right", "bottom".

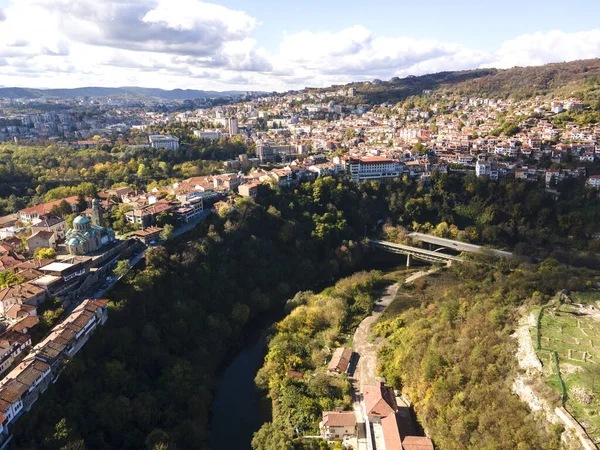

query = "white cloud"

[
  {"left": 484, "top": 29, "right": 600, "bottom": 68},
  {"left": 0, "top": 1, "right": 600, "bottom": 92}
]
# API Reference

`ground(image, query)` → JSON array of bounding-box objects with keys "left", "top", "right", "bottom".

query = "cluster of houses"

[
  {"left": 321, "top": 347, "right": 434, "bottom": 449},
  {"left": 0, "top": 298, "right": 108, "bottom": 440}
]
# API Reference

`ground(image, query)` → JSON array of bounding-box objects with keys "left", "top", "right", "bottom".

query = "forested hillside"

[
  {"left": 318, "top": 58, "right": 600, "bottom": 104},
  {"left": 373, "top": 257, "right": 596, "bottom": 449}
]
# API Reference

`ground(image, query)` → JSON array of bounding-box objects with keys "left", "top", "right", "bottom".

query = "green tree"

[
  {"left": 34, "top": 247, "right": 57, "bottom": 260},
  {"left": 114, "top": 260, "right": 131, "bottom": 279},
  {"left": 160, "top": 224, "right": 174, "bottom": 241},
  {"left": 251, "top": 423, "right": 293, "bottom": 450}
]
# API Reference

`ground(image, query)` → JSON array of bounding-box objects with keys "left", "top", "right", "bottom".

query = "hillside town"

[
  {"left": 2, "top": 89, "right": 599, "bottom": 191},
  {"left": 1, "top": 84, "right": 600, "bottom": 449}
]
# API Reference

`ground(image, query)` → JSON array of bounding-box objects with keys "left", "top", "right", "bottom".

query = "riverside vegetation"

[{"left": 253, "top": 271, "right": 383, "bottom": 450}]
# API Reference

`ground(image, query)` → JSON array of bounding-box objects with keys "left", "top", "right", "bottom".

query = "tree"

[
  {"left": 34, "top": 247, "right": 57, "bottom": 260},
  {"left": 251, "top": 423, "right": 293, "bottom": 450},
  {"left": 59, "top": 200, "right": 73, "bottom": 217},
  {"left": 0, "top": 271, "right": 25, "bottom": 289},
  {"left": 114, "top": 260, "right": 131, "bottom": 279},
  {"left": 160, "top": 224, "right": 174, "bottom": 241}
]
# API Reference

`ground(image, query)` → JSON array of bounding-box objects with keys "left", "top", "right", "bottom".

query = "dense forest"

[{"left": 318, "top": 58, "right": 600, "bottom": 104}]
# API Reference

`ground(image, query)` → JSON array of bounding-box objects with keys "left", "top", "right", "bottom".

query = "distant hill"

[
  {"left": 0, "top": 86, "right": 250, "bottom": 100},
  {"left": 315, "top": 58, "right": 600, "bottom": 104}
]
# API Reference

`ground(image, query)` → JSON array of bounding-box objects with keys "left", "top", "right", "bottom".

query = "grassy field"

[{"left": 534, "top": 291, "right": 600, "bottom": 444}]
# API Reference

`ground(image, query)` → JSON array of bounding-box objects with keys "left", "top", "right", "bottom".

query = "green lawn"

[{"left": 534, "top": 292, "right": 600, "bottom": 443}]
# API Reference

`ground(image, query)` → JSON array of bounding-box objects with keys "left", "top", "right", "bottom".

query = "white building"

[
  {"left": 339, "top": 156, "right": 402, "bottom": 182},
  {"left": 475, "top": 160, "right": 499, "bottom": 180},
  {"left": 228, "top": 117, "right": 239, "bottom": 136},
  {"left": 587, "top": 175, "right": 600, "bottom": 189},
  {"left": 149, "top": 135, "right": 179, "bottom": 150},
  {"left": 194, "top": 130, "right": 222, "bottom": 141}
]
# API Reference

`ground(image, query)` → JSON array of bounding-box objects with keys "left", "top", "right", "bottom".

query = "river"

[
  {"left": 209, "top": 255, "right": 411, "bottom": 449},
  {"left": 209, "top": 332, "right": 269, "bottom": 450}
]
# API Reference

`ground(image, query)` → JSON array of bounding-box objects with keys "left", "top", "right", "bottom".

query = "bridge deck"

[{"left": 370, "top": 240, "right": 464, "bottom": 262}]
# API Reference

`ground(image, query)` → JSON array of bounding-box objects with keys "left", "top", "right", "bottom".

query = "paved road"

[{"left": 408, "top": 232, "right": 513, "bottom": 259}]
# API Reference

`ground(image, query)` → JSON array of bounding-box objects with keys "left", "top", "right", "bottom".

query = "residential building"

[
  {"left": 228, "top": 117, "right": 239, "bottom": 135},
  {"left": 194, "top": 130, "right": 222, "bottom": 141},
  {"left": 27, "top": 231, "right": 56, "bottom": 254},
  {"left": 320, "top": 411, "right": 357, "bottom": 440},
  {"left": 238, "top": 183, "right": 258, "bottom": 198},
  {"left": 0, "top": 299, "right": 108, "bottom": 436},
  {"left": 131, "top": 226, "right": 163, "bottom": 245},
  {"left": 587, "top": 175, "right": 600, "bottom": 189},
  {"left": 18, "top": 196, "right": 79, "bottom": 223},
  {"left": 475, "top": 160, "right": 499, "bottom": 180},
  {"left": 0, "top": 283, "right": 47, "bottom": 316},
  {"left": 149, "top": 134, "right": 179, "bottom": 150},
  {"left": 0, "top": 331, "right": 31, "bottom": 378},
  {"left": 174, "top": 197, "right": 204, "bottom": 223},
  {"left": 327, "top": 347, "right": 353, "bottom": 374},
  {"left": 30, "top": 216, "right": 66, "bottom": 240},
  {"left": 256, "top": 143, "right": 297, "bottom": 162}
]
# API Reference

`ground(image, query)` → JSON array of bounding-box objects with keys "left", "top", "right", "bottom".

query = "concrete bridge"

[
  {"left": 407, "top": 232, "right": 513, "bottom": 259},
  {"left": 369, "top": 239, "right": 464, "bottom": 266}
]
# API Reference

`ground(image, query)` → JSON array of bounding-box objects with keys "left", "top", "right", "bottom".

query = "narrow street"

[{"left": 349, "top": 268, "right": 437, "bottom": 450}]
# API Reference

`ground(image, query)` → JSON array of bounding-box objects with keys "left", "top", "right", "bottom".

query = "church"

[{"left": 65, "top": 199, "right": 116, "bottom": 256}]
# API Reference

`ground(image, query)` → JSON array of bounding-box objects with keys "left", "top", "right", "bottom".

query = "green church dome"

[
  {"left": 67, "top": 237, "right": 81, "bottom": 245},
  {"left": 73, "top": 215, "right": 90, "bottom": 225}
]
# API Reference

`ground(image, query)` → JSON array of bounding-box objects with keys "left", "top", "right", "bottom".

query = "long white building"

[
  {"left": 339, "top": 156, "right": 403, "bottom": 182},
  {"left": 149, "top": 134, "right": 179, "bottom": 150}
]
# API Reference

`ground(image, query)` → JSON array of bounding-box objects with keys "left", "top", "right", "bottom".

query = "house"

[
  {"left": 27, "top": 231, "right": 56, "bottom": 254},
  {"left": 131, "top": 227, "right": 163, "bottom": 245},
  {"left": 0, "top": 238, "right": 24, "bottom": 254},
  {"left": 30, "top": 216, "right": 66, "bottom": 240},
  {"left": 364, "top": 381, "right": 434, "bottom": 450},
  {"left": 327, "top": 347, "right": 353, "bottom": 374},
  {"left": 18, "top": 196, "right": 79, "bottom": 223},
  {"left": 0, "top": 253, "right": 24, "bottom": 272},
  {"left": 0, "top": 283, "right": 47, "bottom": 316},
  {"left": 125, "top": 201, "right": 173, "bottom": 228},
  {"left": 5, "top": 304, "right": 37, "bottom": 324},
  {"left": 587, "top": 175, "right": 600, "bottom": 189},
  {"left": 0, "top": 331, "right": 31, "bottom": 378},
  {"left": 238, "top": 183, "right": 258, "bottom": 198},
  {"left": 7, "top": 316, "right": 40, "bottom": 335},
  {"left": 365, "top": 381, "right": 398, "bottom": 420},
  {"left": 320, "top": 411, "right": 357, "bottom": 440}
]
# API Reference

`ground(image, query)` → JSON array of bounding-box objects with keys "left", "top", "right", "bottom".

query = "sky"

[{"left": 0, "top": 0, "right": 600, "bottom": 92}]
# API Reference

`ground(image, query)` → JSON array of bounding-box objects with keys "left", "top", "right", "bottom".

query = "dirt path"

[{"left": 350, "top": 268, "right": 438, "bottom": 450}]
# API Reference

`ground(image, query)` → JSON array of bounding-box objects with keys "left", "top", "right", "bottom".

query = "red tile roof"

[
  {"left": 365, "top": 381, "right": 397, "bottom": 418},
  {"left": 328, "top": 347, "right": 353, "bottom": 373},
  {"left": 402, "top": 436, "right": 434, "bottom": 450},
  {"left": 322, "top": 411, "right": 357, "bottom": 428}
]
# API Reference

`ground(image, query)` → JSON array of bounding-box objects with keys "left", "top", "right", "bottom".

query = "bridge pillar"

[{"left": 406, "top": 253, "right": 412, "bottom": 267}]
